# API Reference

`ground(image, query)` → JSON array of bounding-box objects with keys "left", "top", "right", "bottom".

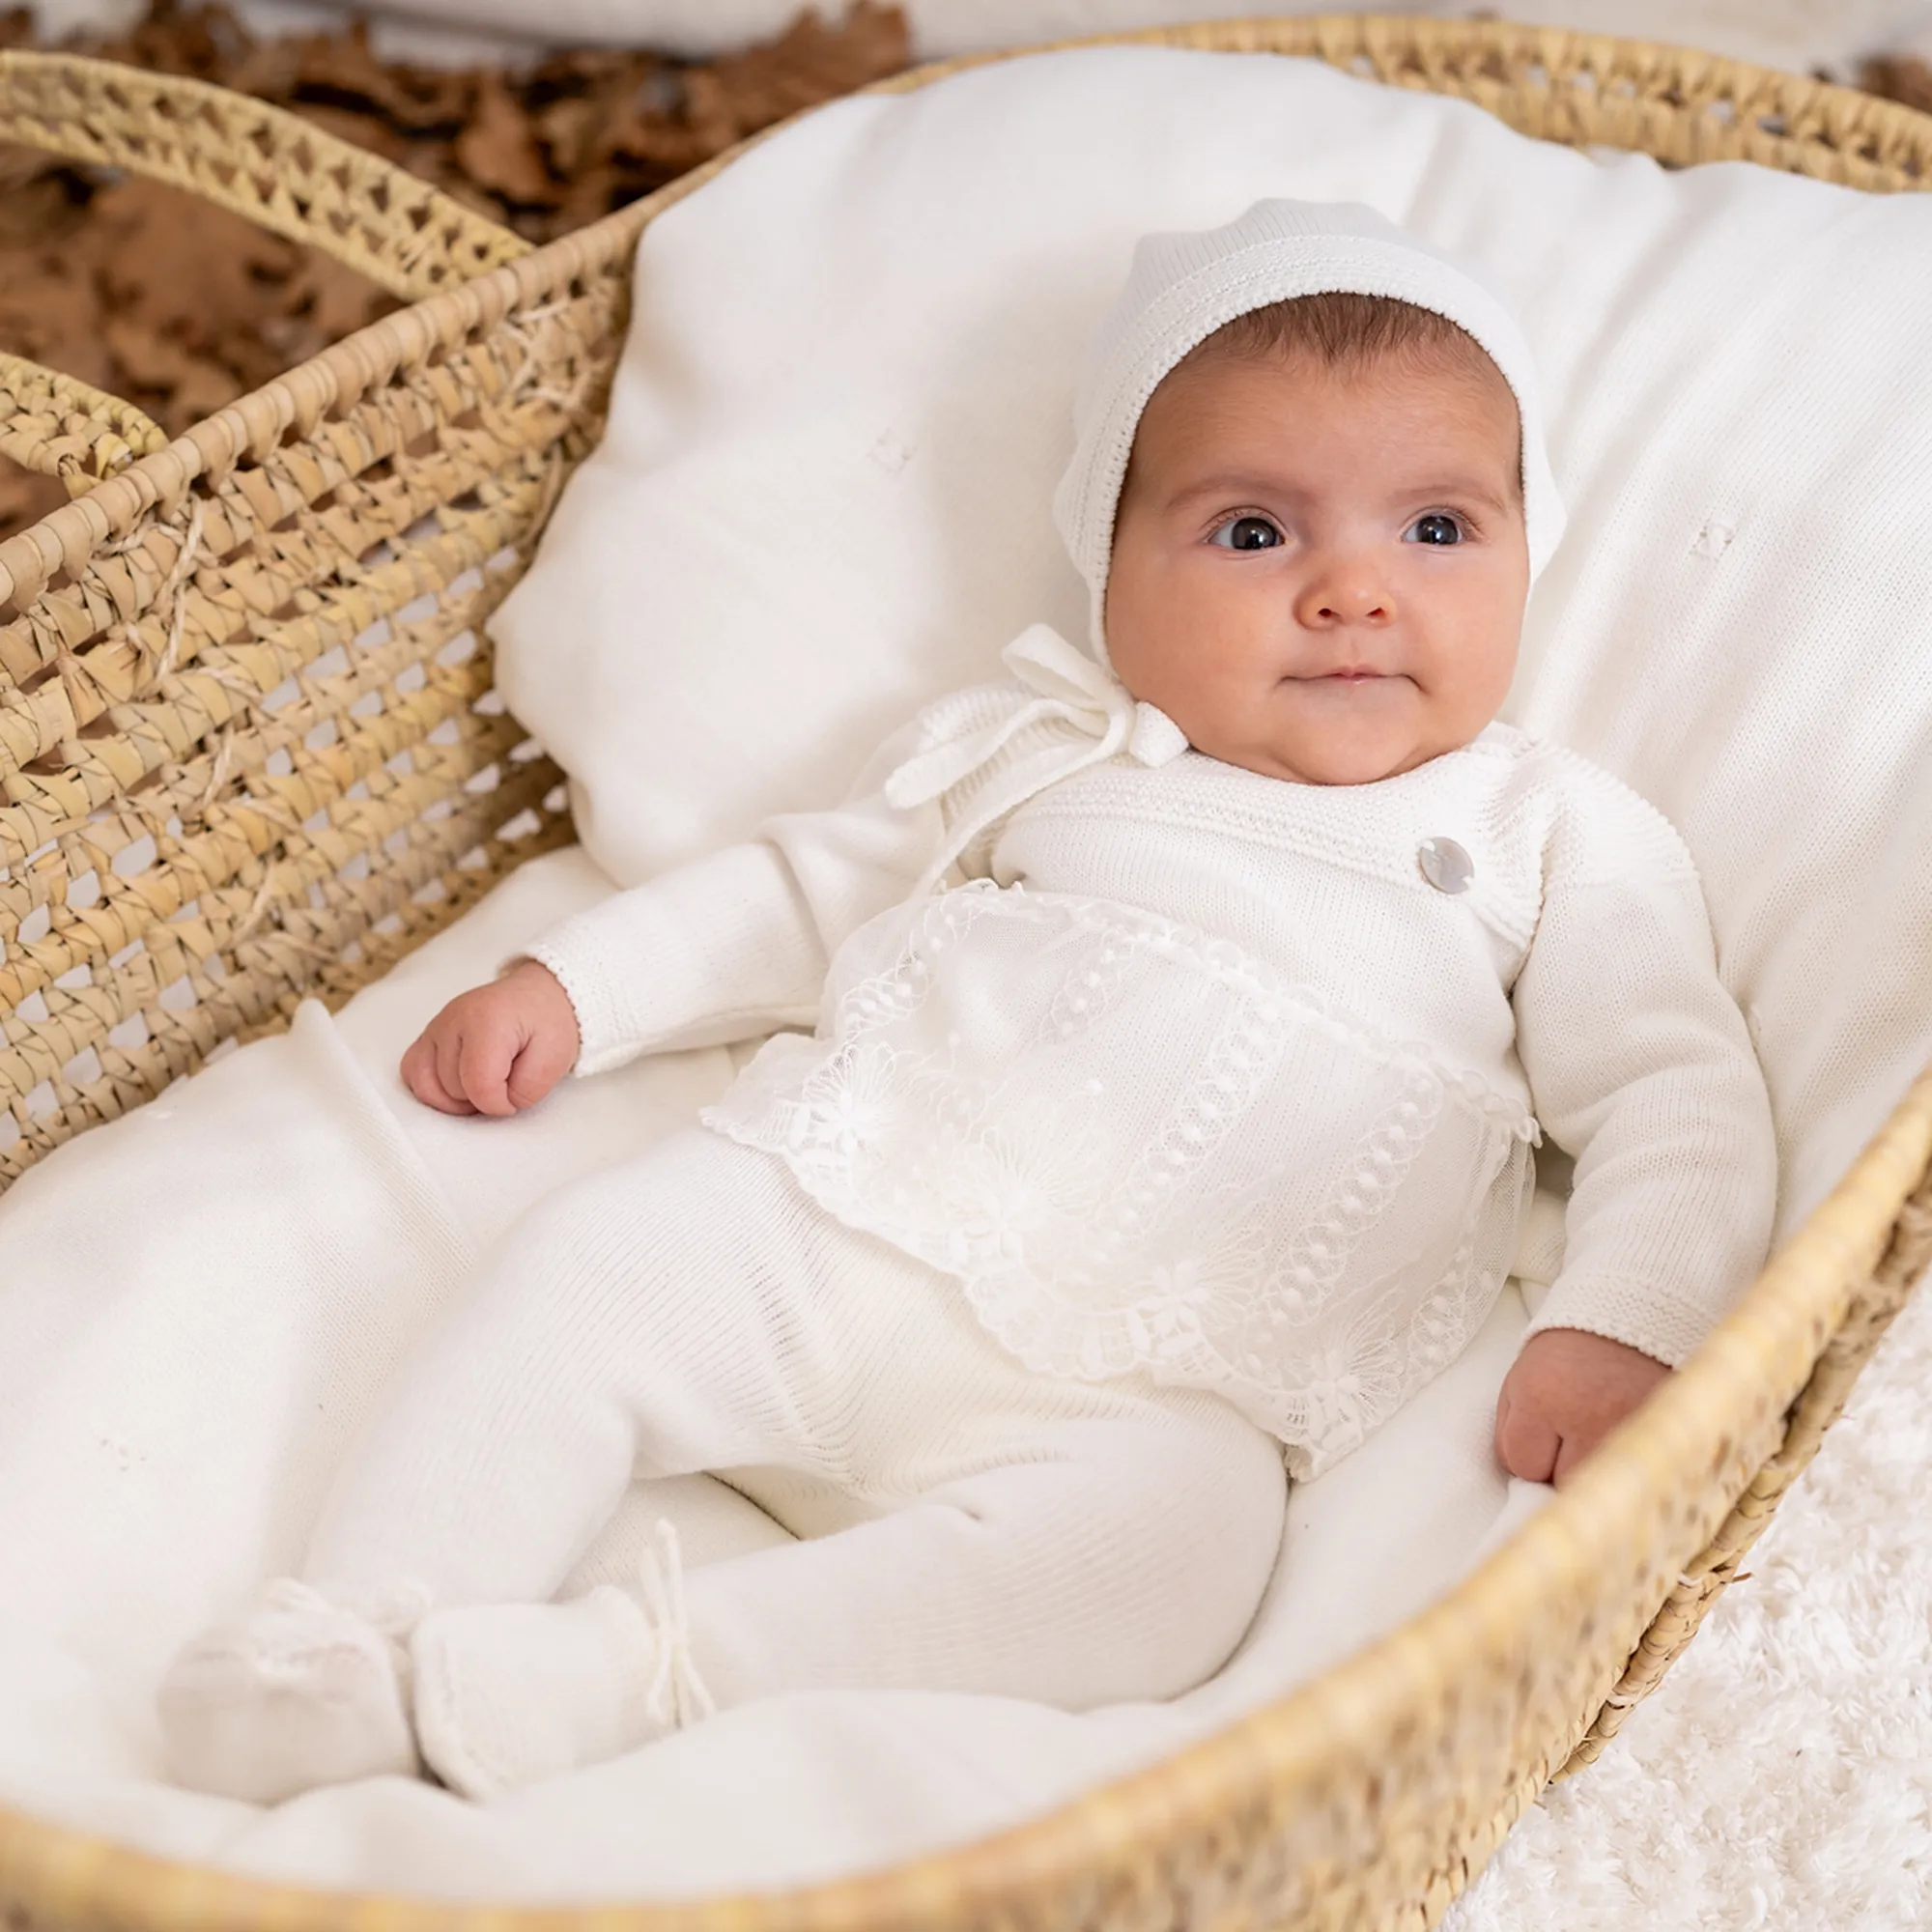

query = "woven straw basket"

[{"left": 4, "top": 14, "right": 1932, "bottom": 1930}]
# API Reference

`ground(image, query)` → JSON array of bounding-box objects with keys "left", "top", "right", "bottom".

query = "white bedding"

[{"left": 0, "top": 843, "right": 1537, "bottom": 1900}]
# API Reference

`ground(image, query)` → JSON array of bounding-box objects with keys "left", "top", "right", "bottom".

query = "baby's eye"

[
  {"left": 1406, "top": 512, "right": 1465, "bottom": 547},
  {"left": 1208, "top": 515, "right": 1284, "bottom": 552}
]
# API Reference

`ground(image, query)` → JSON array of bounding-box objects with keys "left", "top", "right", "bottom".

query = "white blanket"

[{"left": 0, "top": 844, "right": 1536, "bottom": 1900}]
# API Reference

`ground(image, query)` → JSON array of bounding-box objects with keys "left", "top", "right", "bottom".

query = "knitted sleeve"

[
  {"left": 1511, "top": 759, "right": 1778, "bottom": 1366},
  {"left": 524, "top": 683, "right": 1045, "bottom": 1075}
]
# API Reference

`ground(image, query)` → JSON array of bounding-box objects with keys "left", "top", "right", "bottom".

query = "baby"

[{"left": 158, "top": 201, "right": 1776, "bottom": 1805}]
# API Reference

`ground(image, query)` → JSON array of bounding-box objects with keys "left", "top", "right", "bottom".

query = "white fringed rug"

[{"left": 1451, "top": 1274, "right": 1932, "bottom": 1931}]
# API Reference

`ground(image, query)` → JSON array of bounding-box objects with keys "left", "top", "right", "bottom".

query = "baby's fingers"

[
  {"left": 455, "top": 1016, "right": 523, "bottom": 1117},
  {"left": 503, "top": 1025, "right": 575, "bottom": 1112},
  {"left": 403, "top": 1032, "right": 477, "bottom": 1116}
]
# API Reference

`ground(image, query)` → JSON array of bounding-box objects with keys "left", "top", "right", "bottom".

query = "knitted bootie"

[
  {"left": 412, "top": 1524, "right": 713, "bottom": 1801},
  {"left": 156, "top": 1579, "right": 418, "bottom": 1803}
]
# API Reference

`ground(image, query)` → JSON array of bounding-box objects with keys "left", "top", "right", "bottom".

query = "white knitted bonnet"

[{"left": 1052, "top": 199, "right": 1566, "bottom": 669}]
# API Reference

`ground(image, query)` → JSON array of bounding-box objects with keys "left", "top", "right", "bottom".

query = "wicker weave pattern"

[
  {"left": 0, "top": 352, "right": 169, "bottom": 494},
  {"left": 0, "top": 255, "right": 619, "bottom": 1180},
  {"left": 2, "top": 16, "right": 1931, "bottom": 1932},
  {"left": 0, "top": 52, "right": 532, "bottom": 489},
  {"left": 1002, "top": 13, "right": 1932, "bottom": 188},
  {"left": 0, "top": 51, "right": 530, "bottom": 301}
]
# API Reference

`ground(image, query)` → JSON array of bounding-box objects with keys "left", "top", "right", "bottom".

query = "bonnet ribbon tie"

[
  {"left": 884, "top": 623, "right": 1185, "bottom": 810},
  {"left": 881, "top": 624, "right": 1187, "bottom": 896}
]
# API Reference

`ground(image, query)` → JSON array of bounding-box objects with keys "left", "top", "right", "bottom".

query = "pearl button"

[{"left": 1417, "top": 836, "right": 1474, "bottom": 895}]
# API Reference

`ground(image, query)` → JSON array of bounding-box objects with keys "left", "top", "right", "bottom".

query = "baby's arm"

[
  {"left": 400, "top": 696, "right": 993, "bottom": 1114},
  {"left": 1502, "top": 767, "right": 1778, "bottom": 1482}
]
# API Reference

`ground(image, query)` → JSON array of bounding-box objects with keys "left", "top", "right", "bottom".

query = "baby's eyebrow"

[{"left": 1161, "top": 472, "right": 1306, "bottom": 509}]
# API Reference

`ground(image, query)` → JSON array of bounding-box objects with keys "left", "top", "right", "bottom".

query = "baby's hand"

[
  {"left": 1493, "top": 1328, "right": 1670, "bottom": 1486},
  {"left": 401, "top": 959, "right": 582, "bottom": 1118}
]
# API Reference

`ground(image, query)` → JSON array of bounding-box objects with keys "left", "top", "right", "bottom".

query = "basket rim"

[
  {"left": 0, "top": 44, "right": 531, "bottom": 301},
  {"left": 5, "top": 14, "right": 1932, "bottom": 1929}
]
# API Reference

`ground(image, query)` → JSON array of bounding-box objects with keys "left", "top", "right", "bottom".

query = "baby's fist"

[
  {"left": 1493, "top": 1328, "right": 1670, "bottom": 1487},
  {"left": 401, "top": 959, "right": 582, "bottom": 1119}
]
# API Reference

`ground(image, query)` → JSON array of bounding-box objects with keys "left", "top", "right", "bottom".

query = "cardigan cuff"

[
  {"left": 523, "top": 895, "right": 725, "bottom": 1076},
  {"left": 1520, "top": 1270, "right": 1722, "bottom": 1369}
]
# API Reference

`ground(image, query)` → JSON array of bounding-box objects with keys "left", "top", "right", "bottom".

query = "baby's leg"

[
  {"left": 415, "top": 1272, "right": 1287, "bottom": 1796},
  {"left": 300, "top": 1130, "right": 829, "bottom": 1609},
  {"left": 684, "top": 1397, "right": 1287, "bottom": 1711},
  {"left": 160, "top": 1128, "right": 869, "bottom": 1800},
  {"left": 161, "top": 1128, "right": 1286, "bottom": 1799}
]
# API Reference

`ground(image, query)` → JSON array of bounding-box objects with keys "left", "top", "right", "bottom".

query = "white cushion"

[{"left": 493, "top": 43, "right": 1932, "bottom": 1238}]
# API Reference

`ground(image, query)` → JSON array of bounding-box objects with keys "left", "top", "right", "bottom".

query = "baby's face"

[{"left": 1104, "top": 345, "right": 1530, "bottom": 786}]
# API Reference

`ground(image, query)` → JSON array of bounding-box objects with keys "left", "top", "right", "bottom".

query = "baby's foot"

[
  {"left": 412, "top": 1585, "right": 682, "bottom": 1801},
  {"left": 157, "top": 1581, "right": 417, "bottom": 1803}
]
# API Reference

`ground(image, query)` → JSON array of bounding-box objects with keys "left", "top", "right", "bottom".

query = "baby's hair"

[{"left": 1184, "top": 292, "right": 1487, "bottom": 379}]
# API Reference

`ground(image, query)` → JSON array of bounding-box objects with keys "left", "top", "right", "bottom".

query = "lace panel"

[{"left": 706, "top": 884, "right": 1535, "bottom": 1476}]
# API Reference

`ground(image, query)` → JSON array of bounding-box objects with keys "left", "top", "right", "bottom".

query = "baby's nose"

[{"left": 1295, "top": 557, "right": 1393, "bottom": 628}]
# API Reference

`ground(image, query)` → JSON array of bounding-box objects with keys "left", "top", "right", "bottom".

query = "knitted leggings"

[{"left": 304, "top": 1126, "right": 1287, "bottom": 1713}]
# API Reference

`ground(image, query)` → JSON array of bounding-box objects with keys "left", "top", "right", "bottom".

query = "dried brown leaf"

[
  {"left": 1861, "top": 54, "right": 1932, "bottom": 116},
  {"left": 87, "top": 178, "right": 301, "bottom": 358},
  {"left": 291, "top": 19, "right": 475, "bottom": 132},
  {"left": 708, "top": 1, "right": 909, "bottom": 128},
  {"left": 0, "top": 0, "right": 913, "bottom": 541},
  {"left": 0, "top": 460, "right": 68, "bottom": 533},
  {"left": 0, "top": 255, "right": 117, "bottom": 391},
  {"left": 0, "top": 153, "right": 97, "bottom": 251},
  {"left": 101, "top": 315, "right": 241, "bottom": 426},
  {"left": 456, "top": 71, "right": 556, "bottom": 206}
]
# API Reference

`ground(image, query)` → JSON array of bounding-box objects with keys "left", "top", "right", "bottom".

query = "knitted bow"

[
  {"left": 885, "top": 623, "right": 1187, "bottom": 811},
  {"left": 883, "top": 623, "right": 1189, "bottom": 895}
]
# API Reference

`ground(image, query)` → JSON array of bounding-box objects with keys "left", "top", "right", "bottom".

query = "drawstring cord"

[{"left": 637, "top": 1519, "right": 716, "bottom": 1731}]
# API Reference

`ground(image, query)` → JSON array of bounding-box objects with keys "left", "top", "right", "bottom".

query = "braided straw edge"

[
  {"left": 0, "top": 49, "right": 530, "bottom": 301},
  {"left": 0, "top": 48, "right": 529, "bottom": 486}
]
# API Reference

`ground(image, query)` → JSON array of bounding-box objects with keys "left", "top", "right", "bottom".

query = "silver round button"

[{"left": 1417, "top": 837, "right": 1474, "bottom": 895}]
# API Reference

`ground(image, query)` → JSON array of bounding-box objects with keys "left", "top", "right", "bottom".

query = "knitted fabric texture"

[
  {"left": 298, "top": 1126, "right": 1286, "bottom": 1714},
  {"left": 1050, "top": 198, "right": 1567, "bottom": 667}
]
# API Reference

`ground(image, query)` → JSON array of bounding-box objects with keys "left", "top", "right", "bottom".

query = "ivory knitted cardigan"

[{"left": 529, "top": 629, "right": 1778, "bottom": 1472}]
